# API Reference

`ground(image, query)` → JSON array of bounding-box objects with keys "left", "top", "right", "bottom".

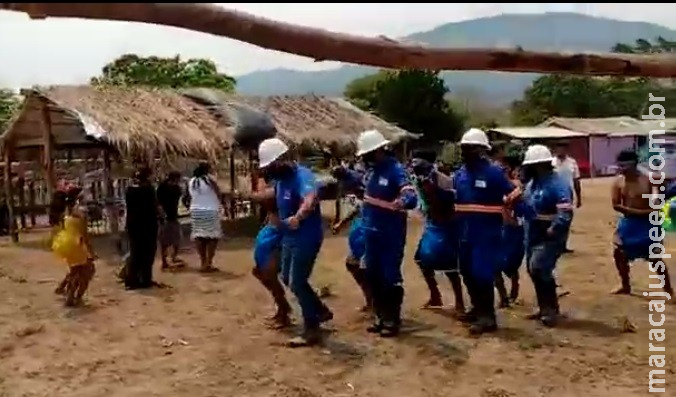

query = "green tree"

[
  {"left": 344, "top": 69, "right": 465, "bottom": 143},
  {"left": 91, "top": 54, "right": 236, "bottom": 92},
  {"left": 343, "top": 71, "right": 388, "bottom": 111},
  {"left": 510, "top": 37, "right": 676, "bottom": 125},
  {"left": 0, "top": 89, "right": 20, "bottom": 132}
]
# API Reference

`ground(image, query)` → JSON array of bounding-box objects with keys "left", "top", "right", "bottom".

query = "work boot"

[
  {"left": 468, "top": 288, "right": 497, "bottom": 335},
  {"left": 525, "top": 272, "right": 545, "bottom": 320},
  {"left": 319, "top": 303, "right": 334, "bottom": 323},
  {"left": 347, "top": 263, "right": 373, "bottom": 311},
  {"left": 539, "top": 280, "right": 559, "bottom": 328},
  {"left": 380, "top": 285, "right": 404, "bottom": 338}
]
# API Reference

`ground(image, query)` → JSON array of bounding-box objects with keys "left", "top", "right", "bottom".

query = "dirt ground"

[{"left": 0, "top": 177, "right": 674, "bottom": 397}]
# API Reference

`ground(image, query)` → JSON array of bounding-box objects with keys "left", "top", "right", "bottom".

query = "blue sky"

[{"left": 0, "top": 3, "right": 674, "bottom": 88}]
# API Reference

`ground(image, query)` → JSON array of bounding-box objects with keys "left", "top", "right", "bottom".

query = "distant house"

[
  {"left": 540, "top": 117, "right": 648, "bottom": 177},
  {"left": 487, "top": 126, "right": 591, "bottom": 177}
]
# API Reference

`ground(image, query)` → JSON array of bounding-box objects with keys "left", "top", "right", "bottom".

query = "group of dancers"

[
  {"left": 47, "top": 126, "right": 674, "bottom": 347},
  {"left": 250, "top": 128, "right": 582, "bottom": 347}
]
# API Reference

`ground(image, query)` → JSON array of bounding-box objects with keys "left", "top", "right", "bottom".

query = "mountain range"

[{"left": 235, "top": 13, "right": 676, "bottom": 106}]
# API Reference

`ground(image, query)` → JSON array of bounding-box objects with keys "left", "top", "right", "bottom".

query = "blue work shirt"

[
  {"left": 519, "top": 172, "right": 573, "bottom": 247},
  {"left": 274, "top": 164, "right": 323, "bottom": 240},
  {"left": 453, "top": 158, "right": 515, "bottom": 237},
  {"left": 362, "top": 157, "right": 417, "bottom": 232}
]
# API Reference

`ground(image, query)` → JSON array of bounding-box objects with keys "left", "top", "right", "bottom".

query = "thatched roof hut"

[
  {"left": 1, "top": 85, "right": 229, "bottom": 162},
  {"left": 180, "top": 88, "right": 417, "bottom": 153},
  {"left": 2, "top": 85, "right": 415, "bottom": 160}
]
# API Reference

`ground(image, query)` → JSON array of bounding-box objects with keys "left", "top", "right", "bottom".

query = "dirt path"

[{"left": 0, "top": 178, "right": 673, "bottom": 397}]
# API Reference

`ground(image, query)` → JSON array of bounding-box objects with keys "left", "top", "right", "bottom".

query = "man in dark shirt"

[{"left": 157, "top": 171, "right": 184, "bottom": 270}]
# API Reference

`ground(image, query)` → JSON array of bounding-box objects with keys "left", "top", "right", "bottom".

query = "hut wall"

[{"left": 589, "top": 136, "right": 637, "bottom": 177}]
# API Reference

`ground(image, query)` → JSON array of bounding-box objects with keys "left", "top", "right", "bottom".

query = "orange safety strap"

[
  {"left": 454, "top": 203, "right": 504, "bottom": 214},
  {"left": 535, "top": 214, "right": 556, "bottom": 221},
  {"left": 556, "top": 202, "right": 574, "bottom": 210}
]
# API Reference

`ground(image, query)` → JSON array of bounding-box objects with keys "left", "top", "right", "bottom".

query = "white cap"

[
  {"left": 258, "top": 138, "right": 289, "bottom": 168},
  {"left": 356, "top": 129, "right": 390, "bottom": 156},
  {"left": 459, "top": 128, "right": 491, "bottom": 149},
  {"left": 522, "top": 144, "right": 554, "bottom": 165}
]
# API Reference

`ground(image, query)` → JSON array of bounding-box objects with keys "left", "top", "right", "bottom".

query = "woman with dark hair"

[
  {"left": 124, "top": 166, "right": 160, "bottom": 289},
  {"left": 186, "top": 162, "right": 223, "bottom": 272}
]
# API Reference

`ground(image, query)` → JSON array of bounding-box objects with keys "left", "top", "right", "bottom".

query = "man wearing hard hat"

[
  {"left": 519, "top": 144, "right": 573, "bottom": 327},
  {"left": 254, "top": 138, "right": 332, "bottom": 347},
  {"left": 454, "top": 128, "right": 518, "bottom": 335},
  {"left": 356, "top": 129, "right": 418, "bottom": 337}
]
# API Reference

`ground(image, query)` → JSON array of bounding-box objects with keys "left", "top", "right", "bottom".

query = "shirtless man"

[{"left": 611, "top": 149, "right": 673, "bottom": 295}]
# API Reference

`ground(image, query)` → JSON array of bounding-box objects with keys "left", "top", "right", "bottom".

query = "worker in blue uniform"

[
  {"left": 518, "top": 145, "right": 574, "bottom": 327},
  {"left": 410, "top": 149, "right": 465, "bottom": 315},
  {"left": 330, "top": 165, "right": 373, "bottom": 312},
  {"left": 254, "top": 138, "right": 333, "bottom": 347},
  {"left": 356, "top": 130, "right": 418, "bottom": 337},
  {"left": 453, "top": 128, "right": 519, "bottom": 335}
]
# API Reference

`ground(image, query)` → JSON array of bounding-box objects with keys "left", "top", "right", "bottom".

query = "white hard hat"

[
  {"left": 459, "top": 128, "right": 491, "bottom": 149},
  {"left": 258, "top": 138, "right": 289, "bottom": 168},
  {"left": 356, "top": 129, "right": 390, "bottom": 157},
  {"left": 522, "top": 144, "right": 554, "bottom": 165}
]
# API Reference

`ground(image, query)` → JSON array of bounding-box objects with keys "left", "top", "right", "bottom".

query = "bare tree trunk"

[{"left": 2, "top": 3, "right": 676, "bottom": 77}]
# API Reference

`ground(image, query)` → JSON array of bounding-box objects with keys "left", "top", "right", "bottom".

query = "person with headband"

[
  {"left": 611, "top": 149, "right": 673, "bottom": 296},
  {"left": 410, "top": 149, "right": 465, "bottom": 316}
]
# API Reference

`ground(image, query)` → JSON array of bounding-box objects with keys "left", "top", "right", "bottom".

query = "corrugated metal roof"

[
  {"left": 540, "top": 116, "right": 641, "bottom": 136},
  {"left": 489, "top": 126, "right": 586, "bottom": 139}
]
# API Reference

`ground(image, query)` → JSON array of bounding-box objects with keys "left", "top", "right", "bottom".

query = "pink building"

[{"left": 541, "top": 117, "right": 646, "bottom": 177}]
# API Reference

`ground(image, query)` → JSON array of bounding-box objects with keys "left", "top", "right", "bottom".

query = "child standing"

[{"left": 51, "top": 186, "right": 96, "bottom": 306}]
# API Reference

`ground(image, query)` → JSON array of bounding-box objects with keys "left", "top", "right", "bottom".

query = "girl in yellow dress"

[{"left": 51, "top": 186, "right": 96, "bottom": 306}]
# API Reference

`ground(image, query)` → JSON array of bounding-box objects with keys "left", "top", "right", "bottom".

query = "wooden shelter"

[
  {"left": 0, "top": 85, "right": 229, "bottom": 240},
  {"left": 0, "top": 85, "right": 415, "bottom": 240}
]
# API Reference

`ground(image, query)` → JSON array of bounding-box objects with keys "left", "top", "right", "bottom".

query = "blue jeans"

[
  {"left": 280, "top": 236, "right": 324, "bottom": 328},
  {"left": 526, "top": 234, "right": 565, "bottom": 285}
]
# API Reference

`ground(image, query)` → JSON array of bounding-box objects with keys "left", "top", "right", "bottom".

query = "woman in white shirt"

[{"left": 187, "top": 162, "right": 223, "bottom": 272}]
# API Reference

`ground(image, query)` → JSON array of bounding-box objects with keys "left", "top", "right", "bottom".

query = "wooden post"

[
  {"left": 28, "top": 180, "right": 36, "bottom": 227},
  {"left": 17, "top": 177, "right": 26, "bottom": 229},
  {"left": 40, "top": 100, "right": 56, "bottom": 197},
  {"left": 102, "top": 150, "right": 119, "bottom": 233},
  {"left": 228, "top": 149, "right": 236, "bottom": 219},
  {"left": 3, "top": 150, "right": 18, "bottom": 242}
]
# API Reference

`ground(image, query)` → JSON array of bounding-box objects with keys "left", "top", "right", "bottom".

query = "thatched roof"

[
  {"left": 1, "top": 85, "right": 229, "bottom": 160},
  {"left": 1, "top": 86, "right": 414, "bottom": 161},
  {"left": 180, "top": 88, "right": 416, "bottom": 150}
]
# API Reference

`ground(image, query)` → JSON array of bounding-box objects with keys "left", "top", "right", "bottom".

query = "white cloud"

[{"left": 0, "top": 3, "right": 674, "bottom": 88}]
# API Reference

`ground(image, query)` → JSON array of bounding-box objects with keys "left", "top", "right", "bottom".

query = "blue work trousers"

[{"left": 280, "top": 236, "right": 324, "bottom": 329}]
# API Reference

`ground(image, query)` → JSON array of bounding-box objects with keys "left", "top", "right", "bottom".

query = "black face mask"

[
  {"left": 266, "top": 164, "right": 294, "bottom": 180},
  {"left": 361, "top": 153, "right": 377, "bottom": 167}
]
